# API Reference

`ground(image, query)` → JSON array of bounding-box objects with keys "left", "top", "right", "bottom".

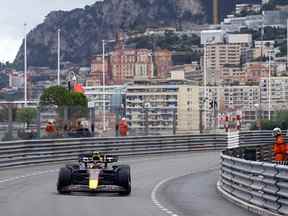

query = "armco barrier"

[
  {"left": 218, "top": 137, "right": 288, "bottom": 216},
  {"left": 0, "top": 134, "right": 226, "bottom": 168}
]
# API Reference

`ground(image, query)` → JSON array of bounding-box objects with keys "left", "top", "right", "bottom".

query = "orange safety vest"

[
  {"left": 274, "top": 135, "right": 286, "bottom": 161},
  {"left": 45, "top": 123, "right": 56, "bottom": 133},
  {"left": 119, "top": 120, "right": 128, "bottom": 136}
]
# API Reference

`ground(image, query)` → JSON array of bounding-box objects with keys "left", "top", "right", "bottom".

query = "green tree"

[
  {"left": 251, "top": 111, "right": 288, "bottom": 130},
  {"left": 40, "top": 85, "right": 88, "bottom": 123},
  {"left": 40, "top": 86, "right": 88, "bottom": 107},
  {"left": 16, "top": 108, "right": 37, "bottom": 128},
  {"left": 40, "top": 86, "right": 71, "bottom": 107}
]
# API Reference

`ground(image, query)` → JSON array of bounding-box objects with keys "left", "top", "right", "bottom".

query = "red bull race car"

[{"left": 57, "top": 152, "right": 131, "bottom": 195}]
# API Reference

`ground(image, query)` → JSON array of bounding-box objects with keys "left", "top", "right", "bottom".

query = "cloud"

[
  {"left": 0, "top": 38, "right": 22, "bottom": 63},
  {"left": 0, "top": 0, "right": 96, "bottom": 63}
]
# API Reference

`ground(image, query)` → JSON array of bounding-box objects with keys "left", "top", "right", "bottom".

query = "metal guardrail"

[
  {"left": 0, "top": 134, "right": 226, "bottom": 168},
  {"left": 219, "top": 131, "right": 288, "bottom": 216}
]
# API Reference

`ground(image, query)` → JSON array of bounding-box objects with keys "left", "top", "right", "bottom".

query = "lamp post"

[
  {"left": 287, "top": 18, "right": 288, "bottom": 71},
  {"left": 24, "top": 23, "right": 27, "bottom": 106},
  {"left": 254, "top": 103, "right": 260, "bottom": 130},
  {"left": 268, "top": 50, "right": 272, "bottom": 121},
  {"left": 102, "top": 40, "right": 106, "bottom": 131},
  {"left": 203, "top": 41, "right": 208, "bottom": 130},
  {"left": 203, "top": 38, "right": 215, "bottom": 130},
  {"left": 101, "top": 39, "right": 116, "bottom": 132},
  {"left": 57, "top": 29, "right": 61, "bottom": 85}
]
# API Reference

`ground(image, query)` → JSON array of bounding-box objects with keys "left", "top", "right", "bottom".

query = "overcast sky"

[{"left": 0, "top": 0, "right": 97, "bottom": 63}]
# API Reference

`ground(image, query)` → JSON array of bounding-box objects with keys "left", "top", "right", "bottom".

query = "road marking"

[
  {"left": 151, "top": 166, "right": 219, "bottom": 216},
  {"left": 151, "top": 175, "right": 180, "bottom": 216},
  {"left": 0, "top": 169, "right": 58, "bottom": 184}
]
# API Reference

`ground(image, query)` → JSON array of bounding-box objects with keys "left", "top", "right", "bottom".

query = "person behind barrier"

[
  {"left": 272, "top": 128, "right": 286, "bottom": 161},
  {"left": 118, "top": 117, "right": 128, "bottom": 137}
]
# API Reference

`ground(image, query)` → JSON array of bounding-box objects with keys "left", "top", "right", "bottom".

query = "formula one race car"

[{"left": 57, "top": 152, "right": 131, "bottom": 195}]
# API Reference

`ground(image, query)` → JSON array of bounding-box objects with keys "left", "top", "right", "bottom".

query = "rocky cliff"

[
  {"left": 14, "top": 0, "right": 262, "bottom": 68},
  {"left": 14, "top": 0, "right": 205, "bottom": 68}
]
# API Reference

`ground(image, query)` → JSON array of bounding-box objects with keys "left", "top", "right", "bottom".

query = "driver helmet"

[
  {"left": 92, "top": 151, "right": 103, "bottom": 161},
  {"left": 272, "top": 128, "right": 282, "bottom": 137}
]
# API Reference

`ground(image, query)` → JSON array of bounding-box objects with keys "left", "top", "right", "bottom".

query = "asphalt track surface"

[{"left": 0, "top": 152, "right": 255, "bottom": 216}]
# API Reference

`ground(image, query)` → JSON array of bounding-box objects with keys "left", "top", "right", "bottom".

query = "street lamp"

[
  {"left": 254, "top": 103, "right": 261, "bottom": 130},
  {"left": 102, "top": 39, "right": 116, "bottom": 132},
  {"left": 268, "top": 49, "right": 273, "bottom": 121},
  {"left": 24, "top": 23, "right": 27, "bottom": 106},
  {"left": 57, "top": 29, "right": 61, "bottom": 85},
  {"left": 203, "top": 38, "right": 215, "bottom": 130}
]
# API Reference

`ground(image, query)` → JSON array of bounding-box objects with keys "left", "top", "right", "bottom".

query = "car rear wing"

[{"left": 79, "top": 153, "right": 118, "bottom": 164}]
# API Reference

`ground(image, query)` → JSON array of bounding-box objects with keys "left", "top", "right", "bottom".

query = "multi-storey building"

[
  {"left": 246, "top": 62, "right": 270, "bottom": 82},
  {"left": 153, "top": 49, "right": 172, "bottom": 79},
  {"left": 220, "top": 86, "right": 260, "bottom": 128},
  {"left": 184, "top": 62, "right": 203, "bottom": 83},
  {"left": 204, "top": 43, "right": 248, "bottom": 85},
  {"left": 200, "top": 30, "right": 225, "bottom": 45},
  {"left": 221, "top": 65, "right": 246, "bottom": 85},
  {"left": 200, "top": 85, "right": 260, "bottom": 129},
  {"left": 84, "top": 85, "right": 126, "bottom": 135},
  {"left": 235, "top": 4, "right": 261, "bottom": 15},
  {"left": 260, "top": 77, "right": 288, "bottom": 116},
  {"left": 87, "top": 55, "right": 110, "bottom": 86},
  {"left": 125, "top": 81, "right": 200, "bottom": 135},
  {"left": 111, "top": 48, "right": 153, "bottom": 84}
]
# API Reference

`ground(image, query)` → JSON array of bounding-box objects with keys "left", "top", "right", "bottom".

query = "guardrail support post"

[
  {"left": 7, "top": 104, "right": 13, "bottom": 141},
  {"left": 145, "top": 109, "right": 148, "bottom": 136},
  {"left": 173, "top": 109, "right": 176, "bottom": 135},
  {"left": 36, "top": 108, "right": 41, "bottom": 139}
]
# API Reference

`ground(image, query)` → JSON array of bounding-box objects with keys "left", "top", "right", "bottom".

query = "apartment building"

[
  {"left": 260, "top": 77, "right": 288, "bottom": 115},
  {"left": 154, "top": 49, "right": 172, "bottom": 79},
  {"left": 84, "top": 85, "right": 126, "bottom": 135},
  {"left": 85, "top": 85, "right": 126, "bottom": 112},
  {"left": 200, "top": 86, "right": 260, "bottom": 129},
  {"left": 221, "top": 65, "right": 246, "bottom": 85},
  {"left": 246, "top": 62, "right": 270, "bottom": 82},
  {"left": 221, "top": 86, "right": 260, "bottom": 128},
  {"left": 125, "top": 81, "right": 200, "bottom": 135},
  {"left": 87, "top": 55, "right": 110, "bottom": 86},
  {"left": 204, "top": 43, "right": 248, "bottom": 85},
  {"left": 111, "top": 48, "right": 153, "bottom": 84}
]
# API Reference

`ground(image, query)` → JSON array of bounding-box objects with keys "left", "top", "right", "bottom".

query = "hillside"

[
  {"left": 14, "top": 0, "right": 205, "bottom": 68},
  {"left": 13, "top": 0, "right": 263, "bottom": 68}
]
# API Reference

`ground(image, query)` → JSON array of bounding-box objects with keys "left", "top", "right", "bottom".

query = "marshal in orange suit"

[{"left": 272, "top": 128, "right": 286, "bottom": 161}]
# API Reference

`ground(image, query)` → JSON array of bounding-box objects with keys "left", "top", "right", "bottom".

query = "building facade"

[
  {"left": 204, "top": 43, "right": 247, "bottom": 85},
  {"left": 88, "top": 55, "right": 111, "bottom": 86},
  {"left": 153, "top": 49, "right": 172, "bottom": 79},
  {"left": 125, "top": 82, "right": 200, "bottom": 135}
]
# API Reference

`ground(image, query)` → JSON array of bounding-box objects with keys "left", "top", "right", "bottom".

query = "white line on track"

[
  {"left": 151, "top": 166, "right": 219, "bottom": 216},
  {"left": 0, "top": 169, "right": 58, "bottom": 184}
]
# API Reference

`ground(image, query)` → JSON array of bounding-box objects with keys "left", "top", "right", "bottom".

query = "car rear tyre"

[
  {"left": 57, "top": 167, "right": 72, "bottom": 194},
  {"left": 117, "top": 165, "right": 131, "bottom": 195}
]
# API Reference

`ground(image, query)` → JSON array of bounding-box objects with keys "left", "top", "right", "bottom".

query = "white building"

[
  {"left": 226, "top": 33, "right": 253, "bottom": 47},
  {"left": 84, "top": 85, "right": 126, "bottom": 112},
  {"left": 255, "top": 40, "right": 275, "bottom": 49},
  {"left": 9, "top": 71, "right": 24, "bottom": 89},
  {"left": 260, "top": 77, "right": 288, "bottom": 115},
  {"left": 221, "top": 14, "right": 263, "bottom": 32},
  {"left": 126, "top": 83, "right": 200, "bottom": 135},
  {"left": 201, "top": 30, "right": 225, "bottom": 45},
  {"left": 235, "top": 4, "right": 261, "bottom": 15},
  {"left": 263, "top": 10, "right": 288, "bottom": 28}
]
